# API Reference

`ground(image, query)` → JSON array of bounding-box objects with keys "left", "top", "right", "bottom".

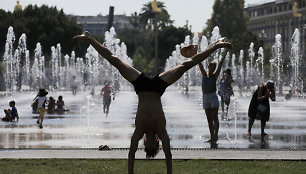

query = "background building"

[
  {"left": 245, "top": 0, "right": 306, "bottom": 57},
  {"left": 71, "top": 6, "right": 132, "bottom": 36},
  {"left": 73, "top": 15, "right": 132, "bottom": 35}
]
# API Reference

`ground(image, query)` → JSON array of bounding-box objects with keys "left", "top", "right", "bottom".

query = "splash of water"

[
  {"left": 2, "top": 26, "right": 132, "bottom": 92},
  {"left": 231, "top": 54, "right": 237, "bottom": 81},
  {"left": 290, "top": 28, "right": 303, "bottom": 96},
  {"left": 248, "top": 42, "right": 255, "bottom": 84},
  {"left": 3, "top": 27, "right": 16, "bottom": 92},
  {"left": 227, "top": 96, "right": 239, "bottom": 142},
  {"left": 238, "top": 50, "right": 244, "bottom": 88},
  {"left": 257, "top": 47, "right": 264, "bottom": 81},
  {"left": 272, "top": 34, "right": 283, "bottom": 94}
]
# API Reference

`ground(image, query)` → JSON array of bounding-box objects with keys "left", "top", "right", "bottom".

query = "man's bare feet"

[
  {"left": 214, "top": 37, "right": 232, "bottom": 49},
  {"left": 72, "top": 31, "right": 92, "bottom": 42},
  {"left": 217, "top": 42, "right": 232, "bottom": 49}
]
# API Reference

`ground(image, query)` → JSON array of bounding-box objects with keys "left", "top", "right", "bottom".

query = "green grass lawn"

[{"left": 0, "top": 159, "right": 305, "bottom": 174}]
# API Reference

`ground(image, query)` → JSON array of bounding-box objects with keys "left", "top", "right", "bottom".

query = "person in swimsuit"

[
  {"left": 73, "top": 31, "right": 232, "bottom": 174},
  {"left": 198, "top": 50, "right": 229, "bottom": 144}
]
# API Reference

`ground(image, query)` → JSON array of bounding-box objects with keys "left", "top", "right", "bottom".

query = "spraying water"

[
  {"left": 248, "top": 42, "right": 255, "bottom": 84},
  {"left": 3, "top": 26, "right": 16, "bottom": 92},
  {"left": 2, "top": 26, "right": 133, "bottom": 92},
  {"left": 272, "top": 34, "right": 283, "bottom": 94},
  {"left": 290, "top": 28, "right": 303, "bottom": 95},
  {"left": 257, "top": 47, "right": 264, "bottom": 81}
]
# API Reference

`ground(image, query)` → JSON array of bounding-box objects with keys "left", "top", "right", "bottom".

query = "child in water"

[
  {"left": 47, "top": 97, "right": 56, "bottom": 114},
  {"left": 56, "top": 96, "right": 66, "bottom": 114},
  {"left": 2, "top": 101, "right": 19, "bottom": 122},
  {"left": 33, "top": 89, "right": 48, "bottom": 129}
]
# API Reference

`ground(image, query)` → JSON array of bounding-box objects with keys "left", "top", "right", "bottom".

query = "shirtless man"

[
  {"left": 100, "top": 81, "right": 114, "bottom": 115},
  {"left": 73, "top": 31, "right": 232, "bottom": 174}
]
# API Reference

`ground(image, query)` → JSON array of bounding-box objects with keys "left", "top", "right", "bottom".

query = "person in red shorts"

[{"left": 101, "top": 81, "right": 114, "bottom": 115}]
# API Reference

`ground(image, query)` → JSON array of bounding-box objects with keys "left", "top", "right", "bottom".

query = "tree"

[
  {"left": 204, "top": 0, "right": 262, "bottom": 64},
  {"left": 205, "top": 0, "right": 248, "bottom": 38},
  {"left": 129, "top": 12, "right": 143, "bottom": 31},
  {"left": 157, "top": 26, "right": 191, "bottom": 71},
  {"left": 132, "top": 47, "right": 155, "bottom": 75},
  {"left": 205, "top": 0, "right": 223, "bottom": 34},
  {"left": 0, "top": 5, "right": 82, "bottom": 62},
  {"left": 139, "top": 1, "right": 173, "bottom": 30}
]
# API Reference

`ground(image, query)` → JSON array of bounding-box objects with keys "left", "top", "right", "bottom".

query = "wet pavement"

[
  {"left": 0, "top": 86, "right": 306, "bottom": 149},
  {"left": 1, "top": 148, "right": 306, "bottom": 160}
]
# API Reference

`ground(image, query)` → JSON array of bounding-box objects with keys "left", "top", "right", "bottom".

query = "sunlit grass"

[{"left": 0, "top": 159, "right": 305, "bottom": 174}]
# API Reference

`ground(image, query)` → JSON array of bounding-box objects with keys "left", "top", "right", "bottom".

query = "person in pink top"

[{"left": 100, "top": 81, "right": 114, "bottom": 115}]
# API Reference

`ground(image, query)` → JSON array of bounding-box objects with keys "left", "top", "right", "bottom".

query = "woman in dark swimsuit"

[{"left": 73, "top": 31, "right": 232, "bottom": 174}]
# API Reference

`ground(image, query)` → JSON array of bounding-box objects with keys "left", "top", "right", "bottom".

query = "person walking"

[
  {"left": 33, "top": 89, "right": 48, "bottom": 129},
  {"left": 101, "top": 81, "right": 114, "bottom": 115}
]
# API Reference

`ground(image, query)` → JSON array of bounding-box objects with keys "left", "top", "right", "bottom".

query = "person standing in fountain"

[
  {"left": 33, "top": 89, "right": 48, "bottom": 129},
  {"left": 219, "top": 68, "right": 234, "bottom": 115},
  {"left": 71, "top": 76, "right": 79, "bottom": 95},
  {"left": 248, "top": 81, "right": 275, "bottom": 137},
  {"left": 73, "top": 31, "right": 232, "bottom": 174},
  {"left": 198, "top": 49, "right": 229, "bottom": 144},
  {"left": 100, "top": 81, "right": 114, "bottom": 115}
]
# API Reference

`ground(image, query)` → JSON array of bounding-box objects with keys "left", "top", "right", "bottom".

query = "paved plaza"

[
  {"left": 1, "top": 148, "right": 306, "bottom": 160},
  {"left": 0, "top": 86, "right": 306, "bottom": 159}
]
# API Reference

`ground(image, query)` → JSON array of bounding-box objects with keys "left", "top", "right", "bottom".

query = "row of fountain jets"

[{"left": 2, "top": 26, "right": 303, "bottom": 95}]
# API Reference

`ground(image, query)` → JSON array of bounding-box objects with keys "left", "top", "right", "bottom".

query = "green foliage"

[
  {"left": 232, "top": 31, "right": 263, "bottom": 63},
  {"left": 205, "top": 0, "right": 248, "bottom": 38},
  {"left": 139, "top": 1, "right": 173, "bottom": 30},
  {"left": 0, "top": 5, "right": 82, "bottom": 62},
  {"left": 118, "top": 28, "right": 151, "bottom": 59},
  {"left": 204, "top": 0, "right": 265, "bottom": 68},
  {"left": 118, "top": 24, "right": 190, "bottom": 73},
  {"left": 0, "top": 61, "right": 5, "bottom": 91},
  {"left": 129, "top": 12, "right": 142, "bottom": 31},
  {"left": 0, "top": 159, "right": 306, "bottom": 174},
  {"left": 157, "top": 26, "right": 191, "bottom": 71},
  {"left": 132, "top": 46, "right": 156, "bottom": 75},
  {"left": 0, "top": 1, "right": 188, "bottom": 74}
]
